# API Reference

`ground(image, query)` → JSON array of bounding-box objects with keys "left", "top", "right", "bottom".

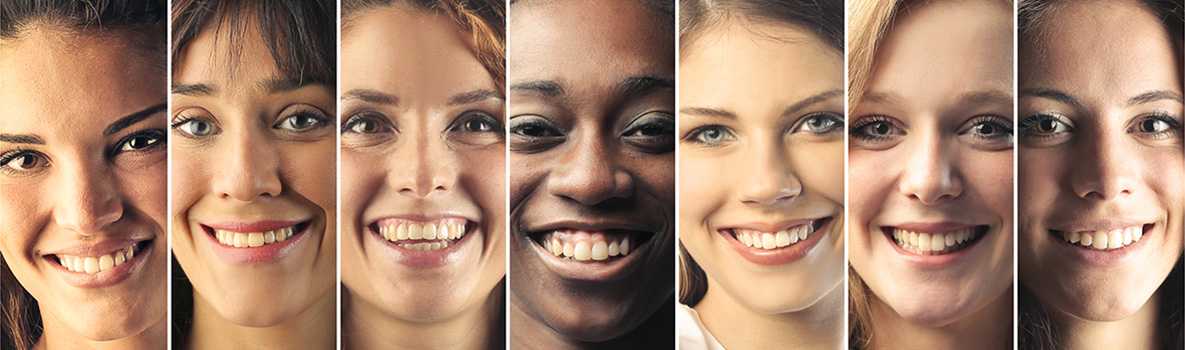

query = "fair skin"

[
  {"left": 339, "top": 6, "right": 505, "bottom": 350},
  {"left": 0, "top": 26, "right": 167, "bottom": 349},
  {"left": 678, "top": 18, "right": 844, "bottom": 350},
  {"left": 1018, "top": 1, "right": 1184, "bottom": 349},
  {"left": 849, "top": 1, "right": 1013, "bottom": 349},
  {"left": 508, "top": 1, "right": 675, "bottom": 349},
  {"left": 171, "top": 17, "right": 336, "bottom": 350}
]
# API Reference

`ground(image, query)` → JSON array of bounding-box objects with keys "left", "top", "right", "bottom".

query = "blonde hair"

[{"left": 845, "top": 1, "right": 1012, "bottom": 348}]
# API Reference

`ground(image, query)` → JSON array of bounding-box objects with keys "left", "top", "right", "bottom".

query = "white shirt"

[{"left": 677, "top": 303, "right": 726, "bottom": 350}]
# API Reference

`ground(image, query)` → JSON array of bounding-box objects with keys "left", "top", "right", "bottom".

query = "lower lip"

[
  {"left": 882, "top": 227, "right": 986, "bottom": 268},
  {"left": 368, "top": 225, "right": 478, "bottom": 269},
  {"left": 721, "top": 219, "right": 832, "bottom": 266},
  {"left": 50, "top": 243, "right": 152, "bottom": 288},
  {"left": 529, "top": 234, "right": 650, "bottom": 282},
  {"left": 1049, "top": 225, "right": 1155, "bottom": 266},
  {"left": 203, "top": 223, "right": 310, "bottom": 264}
]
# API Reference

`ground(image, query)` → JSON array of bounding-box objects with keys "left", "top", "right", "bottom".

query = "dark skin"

[{"left": 507, "top": 1, "right": 675, "bottom": 349}]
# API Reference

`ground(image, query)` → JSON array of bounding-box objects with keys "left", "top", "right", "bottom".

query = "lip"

[
  {"left": 526, "top": 228, "right": 655, "bottom": 282},
  {"left": 366, "top": 215, "right": 481, "bottom": 269},
  {"left": 718, "top": 217, "right": 833, "bottom": 265},
  {"left": 879, "top": 222, "right": 990, "bottom": 268},
  {"left": 1047, "top": 222, "right": 1158, "bottom": 266},
  {"left": 200, "top": 220, "right": 312, "bottom": 264},
  {"left": 43, "top": 239, "right": 153, "bottom": 288}
]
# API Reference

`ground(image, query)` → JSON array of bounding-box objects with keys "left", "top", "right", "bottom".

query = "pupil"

[
  {"left": 978, "top": 123, "right": 995, "bottom": 135},
  {"left": 1039, "top": 119, "right": 1056, "bottom": 132},
  {"left": 1142, "top": 119, "right": 1159, "bottom": 132},
  {"left": 873, "top": 123, "right": 889, "bottom": 135}
]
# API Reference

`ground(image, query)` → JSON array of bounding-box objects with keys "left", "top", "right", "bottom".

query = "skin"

[
  {"left": 508, "top": 1, "right": 675, "bottom": 348},
  {"left": 339, "top": 6, "right": 505, "bottom": 349},
  {"left": 0, "top": 27, "right": 167, "bottom": 349},
  {"left": 678, "top": 19, "right": 844, "bottom": 350},
  {"left": 171, "top": 16, "right": 336, "bottom": 350},
  {"left": 848, "top": 1, "right": 1013, "bottom": 349},
  {"left": 1018, "top": 1, "right": 1184, "bottom": 349}
]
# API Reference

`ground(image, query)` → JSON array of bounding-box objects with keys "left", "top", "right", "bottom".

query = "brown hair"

[
  {"left": 1017, "top": 1, "right": 1184, "bottom": 349},
  {"left": 0, "top": 2, "right": 164, "bottom": 349},
  {"left": 343, "top": 0, "right": 505, "bottom": 90},
  {"left": 676, "top": 0, "right": 844, "bottom": 307}
]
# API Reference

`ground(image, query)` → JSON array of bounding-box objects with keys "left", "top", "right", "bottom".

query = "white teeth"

[
  {"left": 891, "top": 228, "right": 979, "bottom": 255},
  {"left": 546, "top": 231, "right": 634, "bottom": 261},
  {"left": 375, "top": 219, "right": 467, "bottom": 251},
  {"left": 733, "top": 224, "right": 816, "bottom": 251},
  {"left": 215, "top": 227, "right": 295, "bottom": 248},
  {"left": 57, "top": 244, "right": 138, "bottom": 275},
  {"left": 1061, "top": 226, "right": 1144, "bottom": 251}
]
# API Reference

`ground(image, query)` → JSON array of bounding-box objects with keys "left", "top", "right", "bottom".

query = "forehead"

[
  {"left": 681, "top": 21, "right": 841, "bottom": 113},
  {"left": 342, "top": 7, "right": 495, "bottom": 99},
  {"left": 867, "top": 0, "right": 1013, "bottom": 106},
  {"left": 1021, "top": 1, "right": 1182, "bottom": 100},
  {"left": 508, "top": 1, "right": 673, "bottom": 91},
  {"left": 173, "top": 16, "right": 281, "bottom": 90},
  {"left": 0, "top": 29, "right": 164, "bottom": 137}
]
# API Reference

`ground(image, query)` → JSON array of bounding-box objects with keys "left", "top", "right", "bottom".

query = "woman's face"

[
  {"left": 340, "top": 6, "right": 505, "bottom": 322},
  {"left": 679, "top": 21, "right": 844, "bottom": 313},
  {"left": 849, "top": 0, "right": 1014, "bottom": 326},
  {"left": 0, "top": 29, "right": 166, "bottom": 340},
  {"left": 171, "top": 22, "right": 336, "bottom": 326},
  {"left": 1018, "top": 0, "right": 1184, "bottom": 322},
  {"left": 508, "top": 1, "right": 675, "bottom": 342}
]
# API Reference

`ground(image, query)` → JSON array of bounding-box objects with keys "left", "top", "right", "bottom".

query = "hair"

[
  {"left": 846, "top": 1, "right": 1012, "bottom": 348},
  {"left": 1017, "top": 1, "right": 1184, "bottom": 349},
  {"left": 341, "top": 0, "right": 505, "bottom": 90},
  {"left": 0, "top": 2, "right": 164, "bottom": 349},
  {"left": 168, "top": 1, "right": 334, "bottom": 346},
  {"left": 171, "top": 0, "right": 335, "bottom": 87},
  {"left": 676, "top": 0, "right": 844, "bottom": 308}
]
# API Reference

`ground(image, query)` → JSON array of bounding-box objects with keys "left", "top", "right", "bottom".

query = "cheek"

[
  {"left": 120, "top": 159, "right": 168, "bottom": 229},
  {"left": 678, "top": 151, "right": 727, "bottom": 226},
  {"left": 460, "top": 147, "right": 506, "bottom": 221},
  {"left": 960, "top": 150, "right": 1013, "bottom": 220},
  {"left": 849, "top": 149, "right": 896, "bottom": 229},
  {"left": 509, "top": 154, "right": 543, "bottom": 210},
  {"left": 341, "top": 151, "right": 384, "bottom": 224},
  {"left": 171, "top": 148, "right": 211, "bottom": 222},
  {"left": 627, "top": 153, "right": 675, "bottom": 203},
  {"left": 278, "top": 142, "right": 336, "bottom": 214},
  {"left": 791, "top": 140, "right": 844, "bottom": 203}
]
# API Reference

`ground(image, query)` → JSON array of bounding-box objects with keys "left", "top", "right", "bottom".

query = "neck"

[
  {"left": 188, "top": 290, "right": 336, "bottom": 350},
  {"left": 37, "top": 311, "right": 166, "bottom": 350},
  {"left": 868, "top": 289, "right": 1011, "bottom": 350},
  {"left": 694, "top": 282, "right": 843, "bottom": 350},
  {"left": 1053, "top": 290, "right": 1161, "bottom": 350},
  {"left": 343, "top": 286, "right": 503, "bottom": 350},
  {"left": 510, "top": 295, "right": 675, "bottom": 350}
]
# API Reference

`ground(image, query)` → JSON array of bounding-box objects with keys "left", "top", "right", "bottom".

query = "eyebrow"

[
  {"left": 680, "top": 89, "right": 843, "bottom": 120},
  {"left": 448, "top": 89, "right": 502, "bottom": 106},
  {"left": 957, "top": 89, "right": 1013, "bottom": 106},
  {"left": 618, "top": 76, "right": 675, "bottom": 100},
  {"left": 1127, "top": 90, "right": 1184, "bottom": 106},
  {"left": 1020, "top": 88, "right": 1084, "bottom": 110},
  {"left": 0, "top": 134, "right": 44, "bottom": 145},
  {"left": 259, "top": 76, "right": 317, "bottom": 94},
  {"left": 104, "top": 103, "right": 167, "bottom": 136},
  {"left": 510, "top": 80, "right": 565, "bottom": 97},
  {"left": 342, "top": 89, "right": 399, "bottom": 105},
  {"left": 172, "top": 83, "right": 214, "bottom": 96}
]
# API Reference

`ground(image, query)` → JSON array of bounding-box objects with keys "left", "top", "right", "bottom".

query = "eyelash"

[{"left": 849, "top": 115, "right": 903, "bottom": 141}]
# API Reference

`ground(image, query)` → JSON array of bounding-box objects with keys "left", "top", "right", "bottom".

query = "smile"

[
  {"left": 55, "top": 243, "right": 140, "bottom": 275},
  {"left": 1055, "top": 224, "right": 1149, "bottom": 251},
  {"left": 885, "top": 225, "right": 988, "bottom": 256},
  {"left": 371, "top": 217, "right": 469, "bottom": 251}
]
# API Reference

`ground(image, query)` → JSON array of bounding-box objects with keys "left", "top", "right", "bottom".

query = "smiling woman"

[
  {"left": 169, "top": 0, "right": 337, "bottom": 349},
  {"left": 0, "top": 1, "right": 167, "bottom": 349}
]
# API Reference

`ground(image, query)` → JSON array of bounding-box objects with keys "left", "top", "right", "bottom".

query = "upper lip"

[
  {"left": 1047, "top": 218, "right": 1156, "bottom": 232},
  {"left": 883, "top": 221, "right": 981, "bottom": 233},
  {"left": 718, "top": 217, "right": 826, "bottom": 232},
  {"left": 524, "top": 218, "right": 660, "bottom": 234},
  {"left": 40, "top": 237, "right": 148, "bottom": 257},
  {"left": 367, "top": 212, "right": 478, "bottom": 226},
  {"left": 203, "top": 220, "right": 306, "bottom": 232}
]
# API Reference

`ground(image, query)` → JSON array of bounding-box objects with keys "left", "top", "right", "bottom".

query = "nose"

[
  {"left": 211, "top": 127, "right": 282, "bottom": 201},
  {"left": 897, "top": 130, "right": 963, "bottom": 205},
  {"left": 388, "top": 122, "right": 459, "bottom": 198},
  {"left": 54, "top": 158, "right": 123, "bottom": 234},
  {"left": 739, "top": 137, "right": 802, "bottom": 206},
  {"left": 546, "top": 134, "right": 633, "bottom": 205},
  {"left": 1069, "top": 129, "right": 1137, "bottom": 200}
]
